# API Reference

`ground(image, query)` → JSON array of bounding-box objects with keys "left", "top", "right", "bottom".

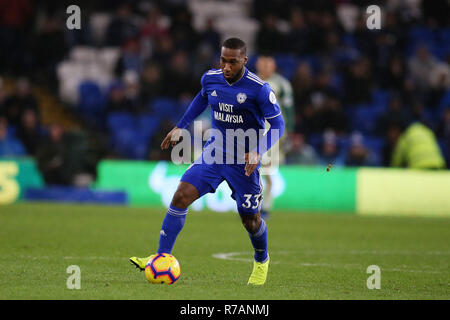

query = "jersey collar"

[{"left": 223, "top": 67, "right": 248, "bottom": 86}]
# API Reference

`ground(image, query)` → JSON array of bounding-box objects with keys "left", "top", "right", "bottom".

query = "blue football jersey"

[{"left": 199, "top": 67, "right": 282, "bottom": 162}]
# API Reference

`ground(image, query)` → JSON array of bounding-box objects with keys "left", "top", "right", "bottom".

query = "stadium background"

[
  {"left": 1, "top": 0, "right": 450, "bottom": 301},
  {"left": 0, "top": 0, "right": 450, "bottom": 215}
]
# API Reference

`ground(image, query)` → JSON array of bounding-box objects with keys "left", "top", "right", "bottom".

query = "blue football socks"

[
  {"left": 157, "top": 205, "right": 188, "bottom": 254},
  {"left": 248, "top": 218, "right": 269, "bottom": 263}
]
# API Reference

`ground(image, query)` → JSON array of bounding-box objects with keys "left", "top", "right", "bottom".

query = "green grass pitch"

[{"left": 0, "top": 202, "right": 448, "bottom": 299}]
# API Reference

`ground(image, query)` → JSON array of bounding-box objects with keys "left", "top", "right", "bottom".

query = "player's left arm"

[{"left": 244, "top": 84, "right": 286, "bottom": 176}]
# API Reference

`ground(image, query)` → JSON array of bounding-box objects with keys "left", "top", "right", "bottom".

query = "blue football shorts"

[{"left": 180, "top": 159, "right": 263, "bottom": 215}]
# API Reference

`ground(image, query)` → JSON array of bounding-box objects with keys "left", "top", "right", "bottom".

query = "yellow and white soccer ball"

[{"left": 144, "top": 253, "right": 181, "bottom": 285}]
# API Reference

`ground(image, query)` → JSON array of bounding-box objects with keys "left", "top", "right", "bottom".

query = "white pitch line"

[{"left": 211, "top": 252, "right": 448, "bottom": 274}]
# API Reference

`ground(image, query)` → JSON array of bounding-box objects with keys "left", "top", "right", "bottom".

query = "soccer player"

[
  {"left": 256, "top": 55, "right": 294, "bottom": 219},
  {"left": 130, "top": 38, "right": 285, "bottom": 285}
]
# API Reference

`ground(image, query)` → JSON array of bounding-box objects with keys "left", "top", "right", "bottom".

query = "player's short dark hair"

[{"left": 222, "top": 37, "right": 247, "bottom": 55}]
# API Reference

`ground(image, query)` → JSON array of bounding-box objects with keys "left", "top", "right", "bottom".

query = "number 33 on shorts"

[{"left": 242, "top": 193, "right": 262, "bottom": 209}]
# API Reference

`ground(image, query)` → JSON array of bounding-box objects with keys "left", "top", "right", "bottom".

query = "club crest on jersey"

[
  {"left": 236, "top": 93, "right": 247, "bottom": 104},
  {"left": 269, "top": 91, "right": 277, "bottom": 104}
]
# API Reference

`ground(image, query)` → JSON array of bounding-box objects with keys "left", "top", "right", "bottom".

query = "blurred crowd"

[{"left": 0, "top": 0, "right": 449, "bottom": 185}]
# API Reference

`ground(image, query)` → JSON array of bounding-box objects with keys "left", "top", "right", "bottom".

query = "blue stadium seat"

[
  {"left": 348, "top": 105, "right": 380, "bottom": 134},
  {"left": 78, "top": 81, "right": 106, "bottom": 112},
  {"left": 439, "top": 90, "right": 450, "bottom": 109},
  {"left": 106, "top": 112, "right": 136, "bottom": 131},
  {"left": 307, "top": 133, "right": 322, "bottom": 151},
  {"left": 138, "top": 114, "right": 160, "bottom": 139},
  {"left": 439, "top": 28, "right": 450, "bottom": 42},
  {"left": 409, "top": 27, "right": 435, "bottom": 45},
  {"left": 246, "top": 54, "right": 258, "bottom": 71},
  {"left": 372, "top": 89, "right": 389, "bottom": 108},
  {"left": 364, "top": 136, "right": 385, "bottom": 156},
  {"left": 130, "top": 133, "right": 149, "bottom": 160},
  {"left": 150, "top": 97, "right": 180, "bottom": 122},
  {"left": 274, "top": 54, "right": 299, "bottom": 80}
]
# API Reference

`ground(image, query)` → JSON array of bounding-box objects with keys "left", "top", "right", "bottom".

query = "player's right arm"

[{"left": 161, "top": 74, "right": 209, "bottom": 150}]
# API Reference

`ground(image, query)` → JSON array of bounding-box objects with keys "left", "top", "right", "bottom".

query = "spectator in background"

[
  {"left": 198, "top": 18, "right": 221, "bottom": 53},
  {"left": 427, "top": 62, "right": 450, "bottom": 109},
  {"left": 191, "top": 44, "right": 218, "bottom": 81},
  {"left": 123, "top": 70, "right": 144, "bottom": 113},
  {"left": 285, "top": 131, "right": 318, "bottom": 165},
  {"left": 292, "top": 62, "right": 314, "bottom": 109},
  {"left": 390, "top": 121, "right": 446, "bottom": 169},
  {"left": 304, "top": 71, "right": 343, "bottom": 134},
  {"left": 32, "top": 13, "right": 68, "bottom": 86},
  {"left": 3, "top": 78, "right": 39, "bottom": 127},
  {"left": 376, "top": 94, "right": 411, "bottom": 137},
  {"left": 410, "top": 101, "right": 435, "bottom": 129},
  {"left": 140, "top": 63, "right": 164, "bottom": 104},
  {"left": 139, "top": 4, "right": 169, "bottom": 62},
  {"left": 0, "top": 0, "right": 32, "bottom": 75},
  {"left": 313, "top": 96, "right": 348, "bottom": 134},
  {"left": 105, "top": 3, "right": 138, "bottom": 47},
  {"left": 163, "top": 51, "right": 196, "bottom": 99},
  {"left": 140, "top": 4, "right": 169, "bottom": 42},
  {"left": 114, "top": 38, "right": 143, "bottom": 77},
  {"left": 36, "top": 124, "right": 71, "bottom": 185},
  {"left": 408, "top": 45, "right": 438, "bottom": 92},
  {"left": 0, "top": 116, "right": 26, "bottom": 157},
  {"left": 381, "top": 54, "right": 406, "bottom": 91},
  {"left": 343, "top": 57, "right": 373, "bottom": 105},
  {"left": 256, "top": 14, "right": 285, "bottom": 54},
  {"left": 169, "top": 6, "right": 198, "bottom": 53},
  {"left": 285, "top": 8, "right": 309, "bottom": 55},
  {"left": 151, "top": 36, "right": 174, "bottom": 66},
  {"left": 318, "top": 130, "right": 345, "bottom": 167},
  {"left": 256, "top": 54, "right": 295, "bottom": 219},
  {"left": 106, "top": 82, "right": 135, "bottom": 114},
  {"left": 16, "top": 108, "right": 41, "bottom": 156},
  {"left": 344, "top": 132, "right": 378, "bottom": 167},
  {"left": 256, "top": 55, "right": 295, "bottom": 133}
]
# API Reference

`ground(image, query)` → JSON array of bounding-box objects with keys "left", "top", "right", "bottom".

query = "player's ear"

[{"left": 243, "top": 55, "right": 248, "bottom": 65}]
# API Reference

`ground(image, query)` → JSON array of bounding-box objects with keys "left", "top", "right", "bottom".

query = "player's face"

[{"left": 220, "top": 47, "right": 248, "bottom": 81}]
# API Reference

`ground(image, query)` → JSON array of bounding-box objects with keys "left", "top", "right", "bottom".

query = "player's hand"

[
  {"left": 244, "top": 151, "right": 260, "bottom": 176},
  {"left": 161, "top": 127, "right": 182, "bottom": 150}
]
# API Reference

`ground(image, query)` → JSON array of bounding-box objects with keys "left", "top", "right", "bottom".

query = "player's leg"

[
  {"left": 240, "top": 212, "right": 268, "bottom": 263},
  {"left": 157, "top": 181, "right": 199, "bottom": 254},
  {"left": 225, "top": 165, "right": 269, "bottom": 285},
  {"left": 240, "top": 212, "right": 270, "bottom": 285},
  {"left": 130, "top": 181, "right": 199, "bottom": 270},
  {"left": 130, "top": 162, "right": 223, "bottom": 270}
]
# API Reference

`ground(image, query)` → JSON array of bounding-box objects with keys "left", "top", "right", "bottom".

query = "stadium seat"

[
  {"left": 372, "top": 89, "right": 389, "bottom": 109},
  {"left": 70, "top": 46, "right": 97, "bottom": 63},
  {"left": 439, "top": 90, "right": 450, "bottom": 110},
  {"left": 307, "top": 133, "right": 323, "bottom": 152},
  {"left": 409, "top": 27, "right": 436, "bottom": 46},
  {"left": 150, "top": 97, "right": 181, "bottom": 122},
  {"left": 364, "top": 136, "right": 385, "bottom": 156},
  {"left": 106, "top": 112, "right": 136, "bottom": 131},
  {"left": 138, "top": 114, "right": 160, "bottom": 139},
  {"left": 274, "top": 55, "right": 299, "bottom": 80},
  {"left": 348, "top": 105, "right": 380, "bottom": 134},
  {"left": 78, "top": 81, "right": 106, "bottom": 112}
]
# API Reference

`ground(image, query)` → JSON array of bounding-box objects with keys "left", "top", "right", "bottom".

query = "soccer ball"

[{"left": 144, "top": 253, "right": 181, "bottom": 284}]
